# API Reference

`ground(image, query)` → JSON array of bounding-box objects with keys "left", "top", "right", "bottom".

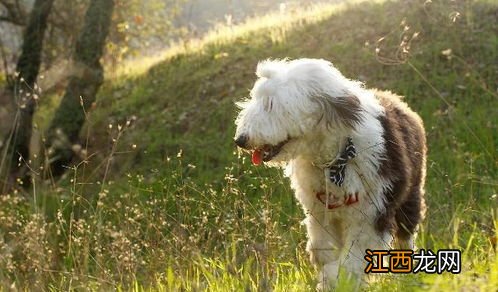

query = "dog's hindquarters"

[{"left": 374, "top": 90, "right": 427, "bottom": 249}]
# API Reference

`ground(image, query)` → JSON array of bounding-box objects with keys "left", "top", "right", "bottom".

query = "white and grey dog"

[{"left": 234, "top": 58, "right": 426, "bottom": 289}]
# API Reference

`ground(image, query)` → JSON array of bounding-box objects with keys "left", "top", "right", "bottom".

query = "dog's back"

[{"left": 373, "top": 90, "right": 427, "bottom": 247}]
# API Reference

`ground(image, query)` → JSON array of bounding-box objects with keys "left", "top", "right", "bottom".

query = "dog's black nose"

[{"left": 234, "top": 134, "right": 249, "bottom": 149}]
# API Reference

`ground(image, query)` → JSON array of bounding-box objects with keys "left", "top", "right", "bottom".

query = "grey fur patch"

[{"left": 312, "top": 93, "right": 362, "bottom": 128}]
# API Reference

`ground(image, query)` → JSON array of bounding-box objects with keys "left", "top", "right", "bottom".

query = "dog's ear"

[{"left": 312, "top": 93, "right": 362, "bottom": 128}]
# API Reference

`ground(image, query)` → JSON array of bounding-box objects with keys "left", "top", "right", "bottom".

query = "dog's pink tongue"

[{"left": 252, "top": 150, "right": 263, "bottom": 165}]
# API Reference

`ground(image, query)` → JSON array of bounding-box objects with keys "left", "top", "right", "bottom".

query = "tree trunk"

[
  {"left": 0, "top": 0, "right": 54, "bottom": 193},
  {"left": 45, "top": 0, "right": 114, "bottom": 178}
]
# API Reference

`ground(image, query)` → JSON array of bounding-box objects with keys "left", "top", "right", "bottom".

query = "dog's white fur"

[{"left": 235, "top": 58, "right": 421, "bottom": 289}]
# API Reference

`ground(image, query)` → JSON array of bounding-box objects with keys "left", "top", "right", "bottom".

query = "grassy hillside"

[{"left": 1, "top": 0, "right": 497, "bottom": 290}]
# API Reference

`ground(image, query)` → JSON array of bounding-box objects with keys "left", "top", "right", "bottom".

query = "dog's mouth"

[{"left": 251, "top": 139, "right": 289, "bottom": 165}]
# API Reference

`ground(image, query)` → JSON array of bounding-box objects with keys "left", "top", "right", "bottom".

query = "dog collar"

[
  {"left": 320, "top": 137, "right": 357, "bottom": 187},
  {"left": 316, "top": 191, "right": 359, "bottom": 209},
  {"left": 314, "top": 137, "right": 358, "bottom": 209}
]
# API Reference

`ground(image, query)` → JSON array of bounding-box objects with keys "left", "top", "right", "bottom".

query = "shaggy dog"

[{"left": 234, "top": 58, "right": 426, "bottom": 289}]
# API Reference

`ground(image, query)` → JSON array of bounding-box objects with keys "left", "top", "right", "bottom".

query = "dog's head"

[{"left": 234, "top": 58, "right": 364, "bottom": 165}]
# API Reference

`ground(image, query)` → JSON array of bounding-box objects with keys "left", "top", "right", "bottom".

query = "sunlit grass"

[{"left": 113, "top": 0, "right": 385, "bottom": 78}]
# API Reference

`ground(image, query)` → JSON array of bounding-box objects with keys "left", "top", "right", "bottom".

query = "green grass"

[{"left": 1, "top": 0, "right": 497, "bottom": 290}]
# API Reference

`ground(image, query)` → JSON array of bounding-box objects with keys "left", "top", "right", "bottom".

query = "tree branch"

[
  {"left": 0, "top": 0, "right": 27, "bottom": 25},
  {"left": 0, "top": 14, "right": 25, "bottom": 25}
]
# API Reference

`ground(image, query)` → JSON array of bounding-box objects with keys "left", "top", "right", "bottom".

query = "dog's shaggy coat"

[{"left": 234, "top": 59, "right": 426, "bottom": 289}]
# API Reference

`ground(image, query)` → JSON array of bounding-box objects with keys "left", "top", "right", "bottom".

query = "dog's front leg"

[
  {"left": 340, "top": 215, "right": 393, "bottom": 286},
  {"left": 303, "top": 214, "right": 343, "bottom": 290}
]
